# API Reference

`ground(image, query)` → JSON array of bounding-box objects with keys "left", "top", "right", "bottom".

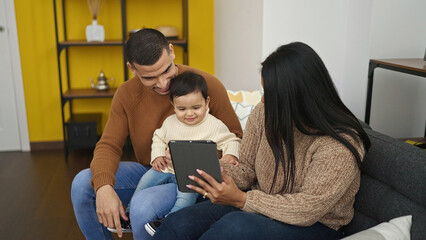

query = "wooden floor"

[{"left": 0, "top": 149, "right": 134, "bottom": 240}]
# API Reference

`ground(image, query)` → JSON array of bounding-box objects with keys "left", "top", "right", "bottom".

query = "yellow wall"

[{"left": 14, "top": 0, "right": 214, "bottom": 142}]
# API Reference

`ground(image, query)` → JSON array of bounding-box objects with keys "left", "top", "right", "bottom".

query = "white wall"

[
  {"left": 216, "top": 0, "right": 426, "bottom": 138},
  {"left": 214, "top": 0, "right": 263, "bottom": 91},
  {"left": 262, "top": 0, "right": 372, "bottom": 117},
  {"left": 262, "top": 0, "right": 426, "bottom": 138},
  {"left": 368, "top": 0, "right": 426, "bottom": 138}
]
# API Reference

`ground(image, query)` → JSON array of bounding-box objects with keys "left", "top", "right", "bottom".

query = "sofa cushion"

[
  {"left": 342, "top": 215, "right": 412, "bottom": 240},
  {"left": 227, "top": 90, "right": 263, "bottom": 130},
  {"left": 343, "top": 127, "right": 426, "bottom": 240}
]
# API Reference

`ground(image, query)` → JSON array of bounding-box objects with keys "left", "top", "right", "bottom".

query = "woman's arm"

[
  {"left": 220, "top": 103, "right": 264, "bottom": 190},
  {"left": 186, "top": 104, "right": 266, "bottom": 208},
  {"left": 242, "top": 137, "right": 363, "bottom": 226}
]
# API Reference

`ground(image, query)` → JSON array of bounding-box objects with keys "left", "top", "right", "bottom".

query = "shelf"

[
  {"left": 54, "top": 0, "right": 189, "bottom": 160},
  {"left": 57, "top": 40, "right": 124, "bottom": 51},
  {"left": 168, "top": 39, "right": 187, "bottom": 47},
  {"left": 59, "top": 39, "right": 186, "bottom": 46},
  {"left": 57, "top": 39, "right": 187, "bottom": 51},
  {"left": 63, "top": 88, "right": 117, "bottom": 100}
]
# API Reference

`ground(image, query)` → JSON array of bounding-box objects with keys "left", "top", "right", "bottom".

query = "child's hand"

[
  {"left": 152, "top": 156, "right": 167, "bottom": 172},
  {"left": 221, "top": 154, "right": 239, "bottom": 166}
]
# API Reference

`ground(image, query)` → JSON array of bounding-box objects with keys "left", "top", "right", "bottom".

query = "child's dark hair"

[{"left": 169, "top": 71, "right": 208, "bottom": 101}]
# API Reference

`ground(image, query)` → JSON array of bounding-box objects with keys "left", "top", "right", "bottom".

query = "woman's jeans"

[
  {"left": 153, "top": 200, "right": 344, "bottom": 240},
  {"left": 128, "top": 168, "right": 198, "bottom": 215},
  {"left": 71, "top": 161, "right": 177, "bottom": 240}
]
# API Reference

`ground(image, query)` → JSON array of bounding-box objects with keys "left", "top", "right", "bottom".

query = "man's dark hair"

[
  {"left": 125, "top": 28, "right": 169, "bottom": 66},
  {"left": 169, "top": 71, "right": 208, "bottom": 102}
]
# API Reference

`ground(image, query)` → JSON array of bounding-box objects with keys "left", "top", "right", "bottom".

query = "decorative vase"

[{"left": 86, "top": 19, "right": 105, "bottom": 42}]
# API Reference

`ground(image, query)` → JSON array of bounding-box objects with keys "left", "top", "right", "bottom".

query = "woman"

[{"left": 152, "top": 42, "right": 371, "bottom": 240}]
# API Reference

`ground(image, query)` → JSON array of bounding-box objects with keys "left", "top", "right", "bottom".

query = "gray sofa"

[{"left": 342, "top": 124, "right": 426, "bottom": 239}]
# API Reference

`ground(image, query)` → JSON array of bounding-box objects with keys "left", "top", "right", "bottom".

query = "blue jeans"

[
  {"left": 71, "top": 162, "right": 177, "bottom": 240},
  {"left": 129, "top": 168, "right": 199, "bottom": 215},
  {"left": 153, "top": 200, "right": 343, "bottom": 240}
]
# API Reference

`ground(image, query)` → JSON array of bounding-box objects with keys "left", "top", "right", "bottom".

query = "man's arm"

[
  {"left": 89, "top": 89, "right": 130, "bottom": 237},
  {"left": 90, "top": 93, "right": 129, "bottom": 191}
]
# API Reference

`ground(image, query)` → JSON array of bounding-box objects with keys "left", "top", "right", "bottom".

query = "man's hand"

[
  {"left": 96, "top": 185, "right": 127, "bottom": 238},
  {"left": 220, "top": 154, "right": 239, "bottom": 166},
  {"left": 152, "top": 156, "right": 167, "bottom": 172}
]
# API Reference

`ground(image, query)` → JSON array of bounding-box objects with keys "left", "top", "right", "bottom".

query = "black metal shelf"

[
  {"left": 53, "top": 0, "right": 189, "bottom": 160},
  {"left": 57, "top": 40, "right": 124, "bottom": 51},
  {"left": 62, "top": 88, "right": 117, "bottom": 100}
]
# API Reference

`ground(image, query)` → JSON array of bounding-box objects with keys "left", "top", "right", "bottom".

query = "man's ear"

[
  {"left": 169, "top": 44, "right": 176, "bottom": 60},
  {"left": 127, "top": 62, "right": 136, "bottom": 75}
]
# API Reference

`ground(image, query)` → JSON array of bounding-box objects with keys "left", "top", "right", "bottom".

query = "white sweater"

[{"left": 151, "top": 113, "right": 241, "bottom": 173}]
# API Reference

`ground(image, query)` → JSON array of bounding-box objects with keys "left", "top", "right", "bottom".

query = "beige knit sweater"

[
  {"left": 221, "top": 103, "right": 365, "bottom": 230},
  {"left": 151, "top": 112, "right": 241, "bottom": 173}
]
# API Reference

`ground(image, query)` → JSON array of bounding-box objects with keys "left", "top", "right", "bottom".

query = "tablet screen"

[{"left": 168, "top": 140, "right": 223, "bottom": 193}]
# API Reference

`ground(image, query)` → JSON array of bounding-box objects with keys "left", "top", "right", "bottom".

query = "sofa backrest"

[{"left": 342, "top": 127, "right": 426, "bottom": 239}]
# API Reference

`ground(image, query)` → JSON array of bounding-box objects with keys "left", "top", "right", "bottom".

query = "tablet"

[{"left": 168, "top": 140, "right": 222, "bottom": 193}]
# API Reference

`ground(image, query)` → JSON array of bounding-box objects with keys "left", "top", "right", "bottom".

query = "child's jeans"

[{"left": 127, "top": 168, "right": 199, "bottom": 215}]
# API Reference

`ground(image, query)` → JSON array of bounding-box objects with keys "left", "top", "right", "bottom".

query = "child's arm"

[
  {"left": 221, "top": 154, "right": 239, "bottom": 166},
  {"left": 151, "top": 127, "right": 168, "bottom": 170},
  {"left": 212, "top": 119, "right": 241, "bottom": 164}
]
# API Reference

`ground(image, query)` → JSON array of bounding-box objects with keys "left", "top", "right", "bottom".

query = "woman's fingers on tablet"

[
  {"left": 185, "top": 181, "right": 212, "bottom": 200},
  {"left": 188, "top": 174, "right": 214, "bottom": 194},
  {"left": 196, "top": 169, "right": 224, "bottom": 191},
  {"left": 196, "top": 169, "right": 217, "bottom": 184},
  {"left": 185, "top": 183, "right": 204, "bottom": 195}
]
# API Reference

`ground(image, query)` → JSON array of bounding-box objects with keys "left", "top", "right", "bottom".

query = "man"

[{"left": 71, "top": 28, "right": 242, "bottom": 240}]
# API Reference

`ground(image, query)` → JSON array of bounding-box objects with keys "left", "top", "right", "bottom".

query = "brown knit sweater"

[
  {"left": 90, "top": 65, "right": 243, "bottom": 192},
  {"left": 221, "top": 103, "right": 365, "bottom": 230}
]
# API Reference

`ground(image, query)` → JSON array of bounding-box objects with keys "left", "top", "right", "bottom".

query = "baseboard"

[{"left": 30, "top": 141, "right": 64, "bottom": 151}]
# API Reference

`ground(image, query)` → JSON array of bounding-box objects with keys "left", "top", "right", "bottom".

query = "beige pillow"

[
  {"left": 342, "top": 215, "right": 412, "bottom": 240},
  {"left": 227, "top": 90, "right": 263, "bottom": 131}
]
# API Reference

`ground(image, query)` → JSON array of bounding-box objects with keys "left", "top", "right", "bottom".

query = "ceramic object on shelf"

[
  {"left": 156, "top": 26, "right": 178, "bottom": 39},
  {"left": 90, "top": 71, "right": 114, "bottom": 91},
  {"left": 86, "top": 19, "right": 105, "bottom": 42}
]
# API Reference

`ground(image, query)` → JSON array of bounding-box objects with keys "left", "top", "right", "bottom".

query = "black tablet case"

[{"left": 168, "top": 140, "right": 222, "bottom": 193}]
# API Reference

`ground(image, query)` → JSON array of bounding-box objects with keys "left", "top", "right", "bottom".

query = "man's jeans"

[
  {"left": 71, "top": 162, "right": 177, "bottom": 240},
  {"left": 130, "top": 168, "right": 198, "bottom": 215}
]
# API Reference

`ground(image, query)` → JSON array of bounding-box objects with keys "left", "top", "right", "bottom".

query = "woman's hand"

[{"left": 187, "top": 168, "right": 247, "bottom": 208}]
